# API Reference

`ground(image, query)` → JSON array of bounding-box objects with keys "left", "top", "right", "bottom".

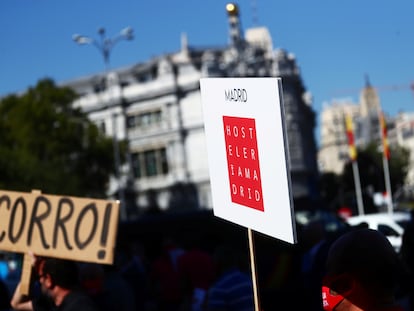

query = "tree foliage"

[
  {"left": 342, "top": 142, "right": 410, "bottom": 195},
  {"left": 0, "top": 78, "right": 116, "bottom": 198},
  {"left": 319, "top": 142, "right": 410, "bottom": 213},
  {"left": 318, "top": 172, "right": 341, "bottom": 207}
]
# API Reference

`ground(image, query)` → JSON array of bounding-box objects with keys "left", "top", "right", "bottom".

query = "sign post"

[
  {"left": 200, "top": 77, "right": 296, "bottom": 310},
  {"left": 247, "top": 228, "right": 260, "bottom": 310}
]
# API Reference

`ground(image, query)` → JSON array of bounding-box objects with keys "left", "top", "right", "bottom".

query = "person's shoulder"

[
  {"left": 214, "top": 269, "right": 251, "bottom": 288},
  {"left": 60, "top": 290, "right": 99, "bottom": 311},
  {"left": 32, "top": 292, "right": 54, "bottom": 311}
]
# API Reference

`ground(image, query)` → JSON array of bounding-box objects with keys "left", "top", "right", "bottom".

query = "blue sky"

[{"left": 1, "top": 0, "right": 413, "bottom": 144}]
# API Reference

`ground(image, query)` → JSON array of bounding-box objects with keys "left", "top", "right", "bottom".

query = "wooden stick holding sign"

[
  {"left": 19, "top": 252, "right": 33, "bottom": 296},
  {"left": 248, "top": 228, "right": 261, "bottom": 311},
  {"left": 20, "top": 189, "right": 42, "bottom": 295},
  {"left": 0, "top": 189, "right": 120, "bottom": 295}
]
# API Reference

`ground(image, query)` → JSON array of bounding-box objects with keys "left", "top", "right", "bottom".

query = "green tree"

[
  {"left": 0, "top": 78, "right": 116, "bottom": 198},
  {"left": 342, "top": 142, "right": 410, "bottom": 194},
  {"left": 340, "top": 142, "right": 410, "bottom": 213},
  {"left": 318, "top": 172, "right": 341, "bottom": 208}
]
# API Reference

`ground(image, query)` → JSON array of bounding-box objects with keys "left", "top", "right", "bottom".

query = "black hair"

[{"left": 42, "top": 257, "right": 79, "bottom": 289}]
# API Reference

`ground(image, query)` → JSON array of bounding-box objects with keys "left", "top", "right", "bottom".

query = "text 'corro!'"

[{"left": 0, "top": 190, "right": 120, "bottom": 264}]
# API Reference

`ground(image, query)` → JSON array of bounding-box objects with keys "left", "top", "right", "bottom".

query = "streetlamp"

[
  {"left": 72, "top": 27, "right": 133, "bottom": 71},
  {"left": 72, "top": 27, "right": 134, "bottom": 220}
]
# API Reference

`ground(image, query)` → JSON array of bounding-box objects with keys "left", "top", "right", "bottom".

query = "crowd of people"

[
  {"left": 0, "top": 211, "right": 413, "bottom": 311},
  {"left": 0, "top": 235, "right": 255, "bottom": 311}
]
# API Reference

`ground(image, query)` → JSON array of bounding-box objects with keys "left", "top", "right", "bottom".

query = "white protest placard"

[{"left": 200, "top": 77, "right": 296, "bottom": 244}]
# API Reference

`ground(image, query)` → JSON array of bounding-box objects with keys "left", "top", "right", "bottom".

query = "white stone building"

[
  {"left": 65, "top": 4, "right": 319, "bottom": 219},
  {"left": 318, "top": 99, "right": 360, "bottom": 174},
  {"left": 389, "top": 113, "right": 414, "bottom": 185}
]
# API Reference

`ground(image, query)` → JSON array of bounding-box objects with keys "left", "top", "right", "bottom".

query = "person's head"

[
  {"left": 36, "top": 257, "right": 80, "bottom": 295},
  {"left": 322, "top": 228, "right": 402, "bottom": 311}
]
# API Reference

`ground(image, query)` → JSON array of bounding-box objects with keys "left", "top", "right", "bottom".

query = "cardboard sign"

[
  {"left": 200, "top": 78, "right": 296, "bottom": 244},
  {"left": 0, "top": 190, "right": 119, "bottom": 264}
]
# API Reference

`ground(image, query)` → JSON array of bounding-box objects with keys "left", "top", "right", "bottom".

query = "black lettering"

[
  {"left": 0, "top": 195, "right": 10, "bottom": 242},
  {"left": 237, "top": 88, "right": 243, "bottom": 101},
  {"left": 97, "top": 203, "right": 113, "bottom": 260},
  {"left": 100, "top": 203, "right": 112, "bottom": 247},
  {"left": 74, "top": 203, "right": 98, "bottom": 250},
  {"left": 224, "top": 89, "right": 232, "bottom": 101},
  {"left": 27, "top": 196, "right": 51, "bottom": 249},
  {"left": 53, "top": 198, "right": 74, "bottom": 250},
  {"left": 224, "top": 88, "right": 247, "bottom": 102},
  {"left": 9, "top": 197, "right": 26, "bottom": 243}
]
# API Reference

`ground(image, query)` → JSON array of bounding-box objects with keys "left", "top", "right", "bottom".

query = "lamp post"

[
  {"left": 73, "top": 27, "right": 133, "bottom": 71},
  {"left": 72, "top": 27, "right": 134, "bottom": 220}
]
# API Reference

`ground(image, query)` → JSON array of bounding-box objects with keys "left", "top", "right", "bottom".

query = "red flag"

[
  {"left": 345, "top": 114, "right": 357, "bottom": 161},
  {"left": 379, "top": 111, "right": 390, "bottom": 160}
]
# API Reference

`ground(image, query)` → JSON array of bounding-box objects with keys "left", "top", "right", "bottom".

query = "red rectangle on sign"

[{"left": 223, "top": 116, "right": 264, "bottom": 211}]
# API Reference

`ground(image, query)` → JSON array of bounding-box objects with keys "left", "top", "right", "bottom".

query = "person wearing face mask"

[{"left": 321, "top": 228, "right": 406, "bottom": 311}]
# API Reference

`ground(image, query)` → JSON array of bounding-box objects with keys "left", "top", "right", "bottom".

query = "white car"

[{"left": 345, "top": 212, "right": 411, "bottom": 252}]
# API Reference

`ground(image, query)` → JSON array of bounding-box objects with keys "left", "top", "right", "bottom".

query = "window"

[
  {"left": 131, "top": 147, "right": 168, "bottom": 178},
  {"left": 402, "top": 127, "right": 414, "bottom": 139},
  {"left": 99, "top": 121, "right": 106, "bottom": 134},
  {"left": 131, "top": 153, "right": 142, "bottom": 178},
  {"left": 127, "top": 110, "right": 162, "bottom": 129},
  {"left": 135, "top": 66, "right": 158, "bottom": 83},
  {"left": 378, "top": 224, "right": 399, "bottom": 237},
  {"left": 338, "top": 151, "right": 348, "bottom": 160},
  {"left": 144, "top": 150, "right": 157, "bottom": 176}
]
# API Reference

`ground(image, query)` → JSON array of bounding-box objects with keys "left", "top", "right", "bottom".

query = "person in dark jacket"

[
  {"left": 322, "top": 228, "right": 405, "bottom": 311},
  {"left": 11, "top": 254, "right": 98, "bottom": 311}
]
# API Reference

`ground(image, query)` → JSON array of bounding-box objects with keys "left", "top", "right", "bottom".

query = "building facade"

[
  {"left": 389, "top": 112, "right": 414, "bottom": 186},
  {"left": 318, "top": 99, "right": 360, "bottom": 174},
  {"left": 318, "top": 79, "right": 383, "bottom": 174},
  {"left": 65, "top": 4, "right": 319, "bottom": 219}
]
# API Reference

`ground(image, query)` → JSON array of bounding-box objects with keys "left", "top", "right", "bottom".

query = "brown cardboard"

[{"left": 0, "top": 189, "right": 120, "bottom": 265}]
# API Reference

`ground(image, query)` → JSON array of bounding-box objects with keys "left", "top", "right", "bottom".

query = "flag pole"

[
  {"left": 352, "top": 161, "right": 365, "bottom": 216},
  {"left": 379, "top": 110, "right": 393, "bottom": 215},
  {"left": 345, "top": 113, "right": 364, "bottom": 215},
  {"left": 382, "top": 156, "right": 393, "bottom": 214}
]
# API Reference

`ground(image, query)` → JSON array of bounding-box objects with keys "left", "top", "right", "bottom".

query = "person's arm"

[
  {"left": 10, "top": 282, "right": 34, "bottom": 311},
  {"left": 11, "top": 252, "right": 41, "bottom": 311}
]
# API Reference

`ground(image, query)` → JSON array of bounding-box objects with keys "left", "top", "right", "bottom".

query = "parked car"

[
  {"left": 295, "top": 209, "right": 348, "bottom": 234},
  {"left": 345, "top": 212, "right": 411, "bottom": 252}
]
